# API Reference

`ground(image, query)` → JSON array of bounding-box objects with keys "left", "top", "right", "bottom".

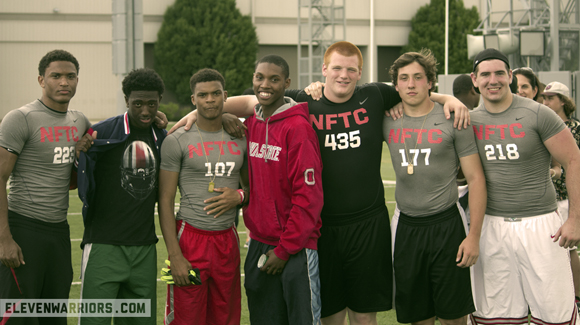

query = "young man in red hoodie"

[{"left": 243, "top": 54, "right": 323, "bottom": 324}]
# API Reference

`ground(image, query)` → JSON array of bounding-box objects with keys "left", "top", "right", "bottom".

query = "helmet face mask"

[{"left": 121, "top": 140, "right": 157, "bottom": 200}]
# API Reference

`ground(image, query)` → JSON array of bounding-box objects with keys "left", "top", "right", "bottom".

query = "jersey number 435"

[{"left": 325, "top": 131, "right": 361, "bottom": 151}]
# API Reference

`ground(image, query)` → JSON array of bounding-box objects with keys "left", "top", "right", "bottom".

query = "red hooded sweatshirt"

[{"left": 244, "top": 97, "right": 323, "bottom": 261}]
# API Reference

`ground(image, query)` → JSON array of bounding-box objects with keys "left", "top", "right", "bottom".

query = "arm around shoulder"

[
  {"left": 168, "top": 95, "right": 256, "bottom": 135},
  {"left": 223, "top": 95, "right": 257, "bottom": 117},
  {"left": 430, "top": 93, "right": 470, "bottom": 129}
]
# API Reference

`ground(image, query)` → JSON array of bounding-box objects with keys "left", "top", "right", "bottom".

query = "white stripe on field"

[
  {"left": 72, "top": 274, "right": 247, "bottom": 286},
  {"left": 67, "top": 196, "right": 397, "bottom": 242},
  {"left": 65, "top": 245, "right": 578, "bottom": 286},
  {"left": 67, "top": 204, "right": 182, "bottom": 216},
  {"left": 68, "top": 182, "right": 396, "bottom": 200},
  {"left": 70, "top": 232, "right": 247, "bottom": 242}
]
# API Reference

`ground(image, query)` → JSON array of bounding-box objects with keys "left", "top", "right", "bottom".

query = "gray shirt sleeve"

[
  {"left": 454, "top": 120, "right": 479, "bottom": 159},
  {"left": 537, "top": 102, "right": 567, "bottom": 142},
  {"left": 0, "top": 109, "right": 29, "bottom": 154},
  {"left": 160, "top": 133, "right": 183, "bottom": 173}
]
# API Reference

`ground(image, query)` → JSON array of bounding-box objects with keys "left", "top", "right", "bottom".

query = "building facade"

[{"left": 2, "top": 0, "right": 485, "bottom": 120}]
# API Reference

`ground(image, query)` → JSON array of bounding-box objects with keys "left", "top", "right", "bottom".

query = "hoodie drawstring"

[{"left": 265, "top": 117, "right": 270, "bottom": 163}]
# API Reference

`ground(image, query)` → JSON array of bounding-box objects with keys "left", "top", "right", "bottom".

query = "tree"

[
  {"left": 402, "top": 0, "right": 480, "bottom": 74},
  {"left": 154, "top": 0, "right": 258, "bottom": 105}
]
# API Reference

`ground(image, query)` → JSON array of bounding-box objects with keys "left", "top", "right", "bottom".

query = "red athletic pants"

[{"left": 164, "top": 220, "right": 241, "bottom": 325}]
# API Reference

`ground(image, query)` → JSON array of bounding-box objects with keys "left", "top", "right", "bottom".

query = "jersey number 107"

[{"left": 205, "top": 162, "right": 236, "bottom": 177}]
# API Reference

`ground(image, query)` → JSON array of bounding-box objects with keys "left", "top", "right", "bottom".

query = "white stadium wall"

[{"left": 1, "top": 0, "right": 482, "bottom": 121}]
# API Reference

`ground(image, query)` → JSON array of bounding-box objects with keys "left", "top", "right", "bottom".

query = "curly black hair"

[
  {"left": 122, "top": 68, "right": 165, "bottom": 98},
  {"left": 189, "top": 68, "right": 225, "bottom": 93},
  {"left": 453, "top": 74, "right": 475, "bottom": 97},
  {"left": 38, "top": 50, "right": 79, "bottom": 76}
]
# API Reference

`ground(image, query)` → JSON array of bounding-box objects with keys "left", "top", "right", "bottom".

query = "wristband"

[{"left": 236, "top": 189, "right": 245, "bottom": 204}]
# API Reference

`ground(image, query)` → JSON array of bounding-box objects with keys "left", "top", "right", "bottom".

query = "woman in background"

[{"left": 513, "top": 67, "right": 541, "bottom": 101}]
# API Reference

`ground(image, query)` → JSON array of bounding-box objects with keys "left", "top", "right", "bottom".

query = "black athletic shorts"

[
  {"left": 244, "top": 240, "right": 321, "bottom": 325},
  {"left": 318, "top": 206, "right": 392, "bottom": 318},
  {"left": 393, "top": 204, "right": 475, "bottom": 323},
  {"left": 0, "top": 210, "right": 72, "bottom": 325}
]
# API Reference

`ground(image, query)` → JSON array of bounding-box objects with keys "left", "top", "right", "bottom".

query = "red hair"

[{"left": 324, "top": 41, "right": 363, "bottom": 71}]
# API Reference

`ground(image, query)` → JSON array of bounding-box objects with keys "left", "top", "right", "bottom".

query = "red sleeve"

[{"left": 273, "top": 124, "right": 323, "bottom": 260}]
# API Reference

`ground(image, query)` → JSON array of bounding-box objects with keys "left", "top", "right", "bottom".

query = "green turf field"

[{"left": 64, "top": 144, "right": 404, "bottom": 324}]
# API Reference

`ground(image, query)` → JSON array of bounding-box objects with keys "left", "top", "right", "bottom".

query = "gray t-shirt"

[
  {"left": 383, "top": 103, "right": 478, "bottom": 216},
  {"left": 160, "top": 126, "right": 247, "bottom": 231},
  {"left": 471, "top": 94, "right": 566, "bottom": 217},
  {"left": 0, "top": 100, "right": 90, "bottom": 222}
]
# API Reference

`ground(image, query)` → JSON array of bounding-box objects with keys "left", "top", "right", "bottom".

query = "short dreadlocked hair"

[{"left": 122, "top": 68, "right": 165, "bottom": 98}]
